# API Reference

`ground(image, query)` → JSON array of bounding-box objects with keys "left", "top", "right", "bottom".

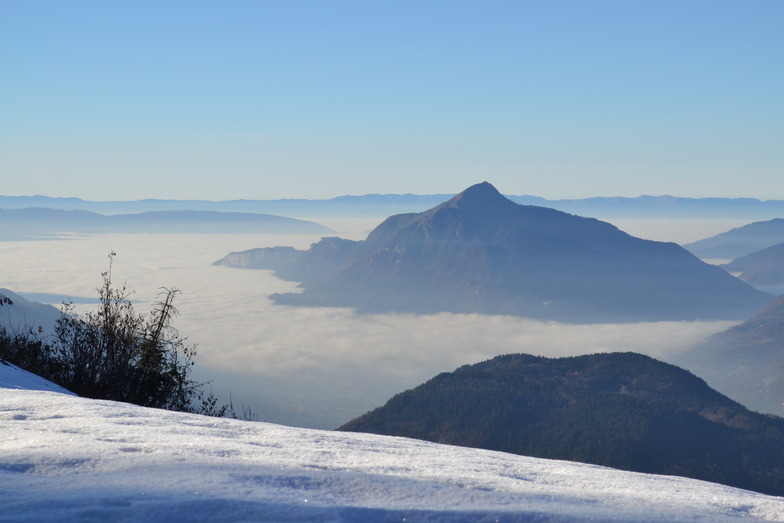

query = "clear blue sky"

[{"left": 2, "top": 1, "right": 782, "bottom": 200}]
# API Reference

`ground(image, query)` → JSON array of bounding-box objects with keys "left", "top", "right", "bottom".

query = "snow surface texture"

[{"left": 1, "top": 365, "right": 784, "bottom": 522}]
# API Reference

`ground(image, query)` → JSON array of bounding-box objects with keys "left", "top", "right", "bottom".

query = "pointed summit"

[
  {"left": 442, "top": 182, "right": 518, "bottom": 213},
  {"left": 456, "top": 181, "right": 503, "bottom": 200}
]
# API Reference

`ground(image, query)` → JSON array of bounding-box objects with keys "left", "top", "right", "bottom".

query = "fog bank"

[{"left": 0, "top": 229, "right": 737, "bottom": 428}]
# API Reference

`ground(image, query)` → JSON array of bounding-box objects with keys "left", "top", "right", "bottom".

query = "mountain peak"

[
  {"left": 459, "top": 181, "right": 500, "bottom": 197},
  {"left": 443, "top": 182, "right": 517, "bottom": 212}
]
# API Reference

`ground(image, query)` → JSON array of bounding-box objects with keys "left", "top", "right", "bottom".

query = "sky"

[{"left": 2, "top": 1, "right": 782, "bottom": 201}]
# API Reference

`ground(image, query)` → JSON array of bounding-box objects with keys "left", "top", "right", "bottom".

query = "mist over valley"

[{"left": 0, "top": 207, "right": 758, "bottom": 428}]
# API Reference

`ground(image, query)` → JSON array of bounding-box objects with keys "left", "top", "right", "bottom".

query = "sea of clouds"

[{"left": 0, "top": 217, "right": 747, "bottom": 428}]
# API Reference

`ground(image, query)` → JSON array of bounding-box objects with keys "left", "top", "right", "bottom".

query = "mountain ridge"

[
  {"left": 721, "top": 242, "right": 784, "bottom": 289},
  {"left": 684, "top": 218, "right": 784, "bottom": 259}
]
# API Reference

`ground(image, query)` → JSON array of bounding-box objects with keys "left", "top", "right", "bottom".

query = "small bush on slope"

[{"left": 0, "top": 254, "right": 224, "bottom": 415}]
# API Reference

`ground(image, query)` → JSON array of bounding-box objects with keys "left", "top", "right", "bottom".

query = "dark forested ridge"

[
  {"left": 339, "top": 352, "right": 784, "bottom": 497},
  {"left": 216, "top": 182, "right": 768, "bottom": 323}
]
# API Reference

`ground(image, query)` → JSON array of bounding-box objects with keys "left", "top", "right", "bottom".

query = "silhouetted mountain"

[
  {"left": 339, "top": 352, "right": 784, "bottom": 497},
  {"left": 675, "top": 296, "right": 784, "bottom": 418},
  {"left": 0, "top": 208, "right": 331, "bottom": 238},
  {"left": 216, "top": 182, "right": 768, "bottom": 323},
  {"left": 721, "top": 242, "right": 784, "bottom": 290},
  {"left": 683, "top": 218, "right": 784, "bottom": 260}
]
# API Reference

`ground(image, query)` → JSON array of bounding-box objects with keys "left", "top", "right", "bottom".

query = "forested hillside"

[{"left": 340, "top": 352, "right": 784, "bottom": 497}]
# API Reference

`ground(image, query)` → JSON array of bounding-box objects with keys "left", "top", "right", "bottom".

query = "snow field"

[{"left": 2, "top": 380, "right": 784, "bottom": 521}]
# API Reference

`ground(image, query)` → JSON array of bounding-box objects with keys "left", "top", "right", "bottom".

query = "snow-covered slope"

[
  {"left": 0, "top": 359, "right": 74, "bottom": 395},
  {"left": 1, "top": 369, "right": 783, "bottom": 521}
]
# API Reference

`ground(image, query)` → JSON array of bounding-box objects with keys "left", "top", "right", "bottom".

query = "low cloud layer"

[{"left": 0, "top": 229, "right": 739, "bottom": 428}]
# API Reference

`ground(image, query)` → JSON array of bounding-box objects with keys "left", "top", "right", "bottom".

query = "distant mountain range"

[
  {"left": 0, "top": 208, "right": 331, "bottom": 239},
  {"left": 3, "top": 192, "right": 784, "bottom": 219},
  {"left": 339, "top": 352, "right": 784, "bottom": 497},
  {"left": 215, "top": 182, "right": 769, "bottom": 323},
  {"left": 683, "top": 218, "right": 784, "bottom": 260},
  {"left": 675, "top": 296, "right": 784, "bottom": 418}
]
